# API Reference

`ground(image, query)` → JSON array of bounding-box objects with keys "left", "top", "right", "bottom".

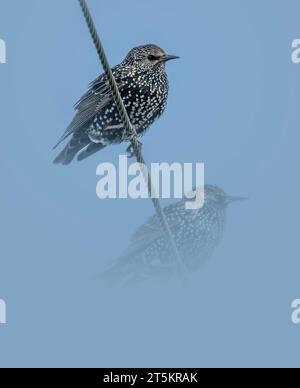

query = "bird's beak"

[
  {"left": 226, "top": 195, "right": 248, "bottom": 204},
  {"left": 161, "top": 54, "right": 180, "bottom": 63}
]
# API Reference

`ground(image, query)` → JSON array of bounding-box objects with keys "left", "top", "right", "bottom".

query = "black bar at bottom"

[{"left": 0, "top": 368, "right": 202, "bottom": 384}]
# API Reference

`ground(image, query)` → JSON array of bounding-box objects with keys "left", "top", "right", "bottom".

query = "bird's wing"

[
  {"left": 53, "top": 67, "right": 128, "bottom": 149},
  {"left": 117, "top": 200, "right": 187, "bottom": 260}
]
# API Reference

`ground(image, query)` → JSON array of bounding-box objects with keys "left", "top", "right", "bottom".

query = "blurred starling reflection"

[{"left": 101, "top": 185, "right": 245, "bottom": 286}]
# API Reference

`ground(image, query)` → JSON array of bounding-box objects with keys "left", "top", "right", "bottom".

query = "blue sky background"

[{"left": 0, "top": 0, "right": 299, "bottom": 367}]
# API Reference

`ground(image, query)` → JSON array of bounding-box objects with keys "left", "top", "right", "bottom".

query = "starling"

[
  {"left": 53, "top": 44, "right": 178, "bottom": 164},
  {"left": 101, "top": 185, "right": 246, "bottom": 286}
]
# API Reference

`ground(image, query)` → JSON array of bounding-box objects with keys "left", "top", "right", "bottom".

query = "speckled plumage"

[
  {"left": 101, "top": 185, "right": 245, "bottom": 286},
  {"left": 53, "top": 44, "right": 178, "bottom": 165}
]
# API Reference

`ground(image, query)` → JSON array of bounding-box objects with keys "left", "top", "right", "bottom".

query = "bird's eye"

[{"left": 148, "top": 55, "right": 159, "bottom": 61}]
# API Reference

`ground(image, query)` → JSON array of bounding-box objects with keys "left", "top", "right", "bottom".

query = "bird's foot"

[{"left": 126, "top": 141, "right": 143, "bottom": 159}]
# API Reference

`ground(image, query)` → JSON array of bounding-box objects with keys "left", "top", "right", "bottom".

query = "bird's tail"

[
  {"left": 77, "top": 142, "right": 106, "bottom": 162},
  {"left": 53, "top": 131, "right": 107, "bottom": 165},
  {"left": 53, "top": 132, "right": 90, "bottom": 165},
  {"left": 99, "top": 261, "right": 179, "bottom": 287},
  {"left": 98, "top": 261, "right": 139, "bottom": 287}
]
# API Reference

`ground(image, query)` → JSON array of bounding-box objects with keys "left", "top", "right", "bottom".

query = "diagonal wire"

[{"left": 78, "top": 0, "right": 188, "bottom": 280}]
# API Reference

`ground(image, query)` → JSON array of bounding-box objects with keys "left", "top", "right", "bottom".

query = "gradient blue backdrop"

[{"left": 0, "top": 0, "right": 299, "bottom": 367}]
